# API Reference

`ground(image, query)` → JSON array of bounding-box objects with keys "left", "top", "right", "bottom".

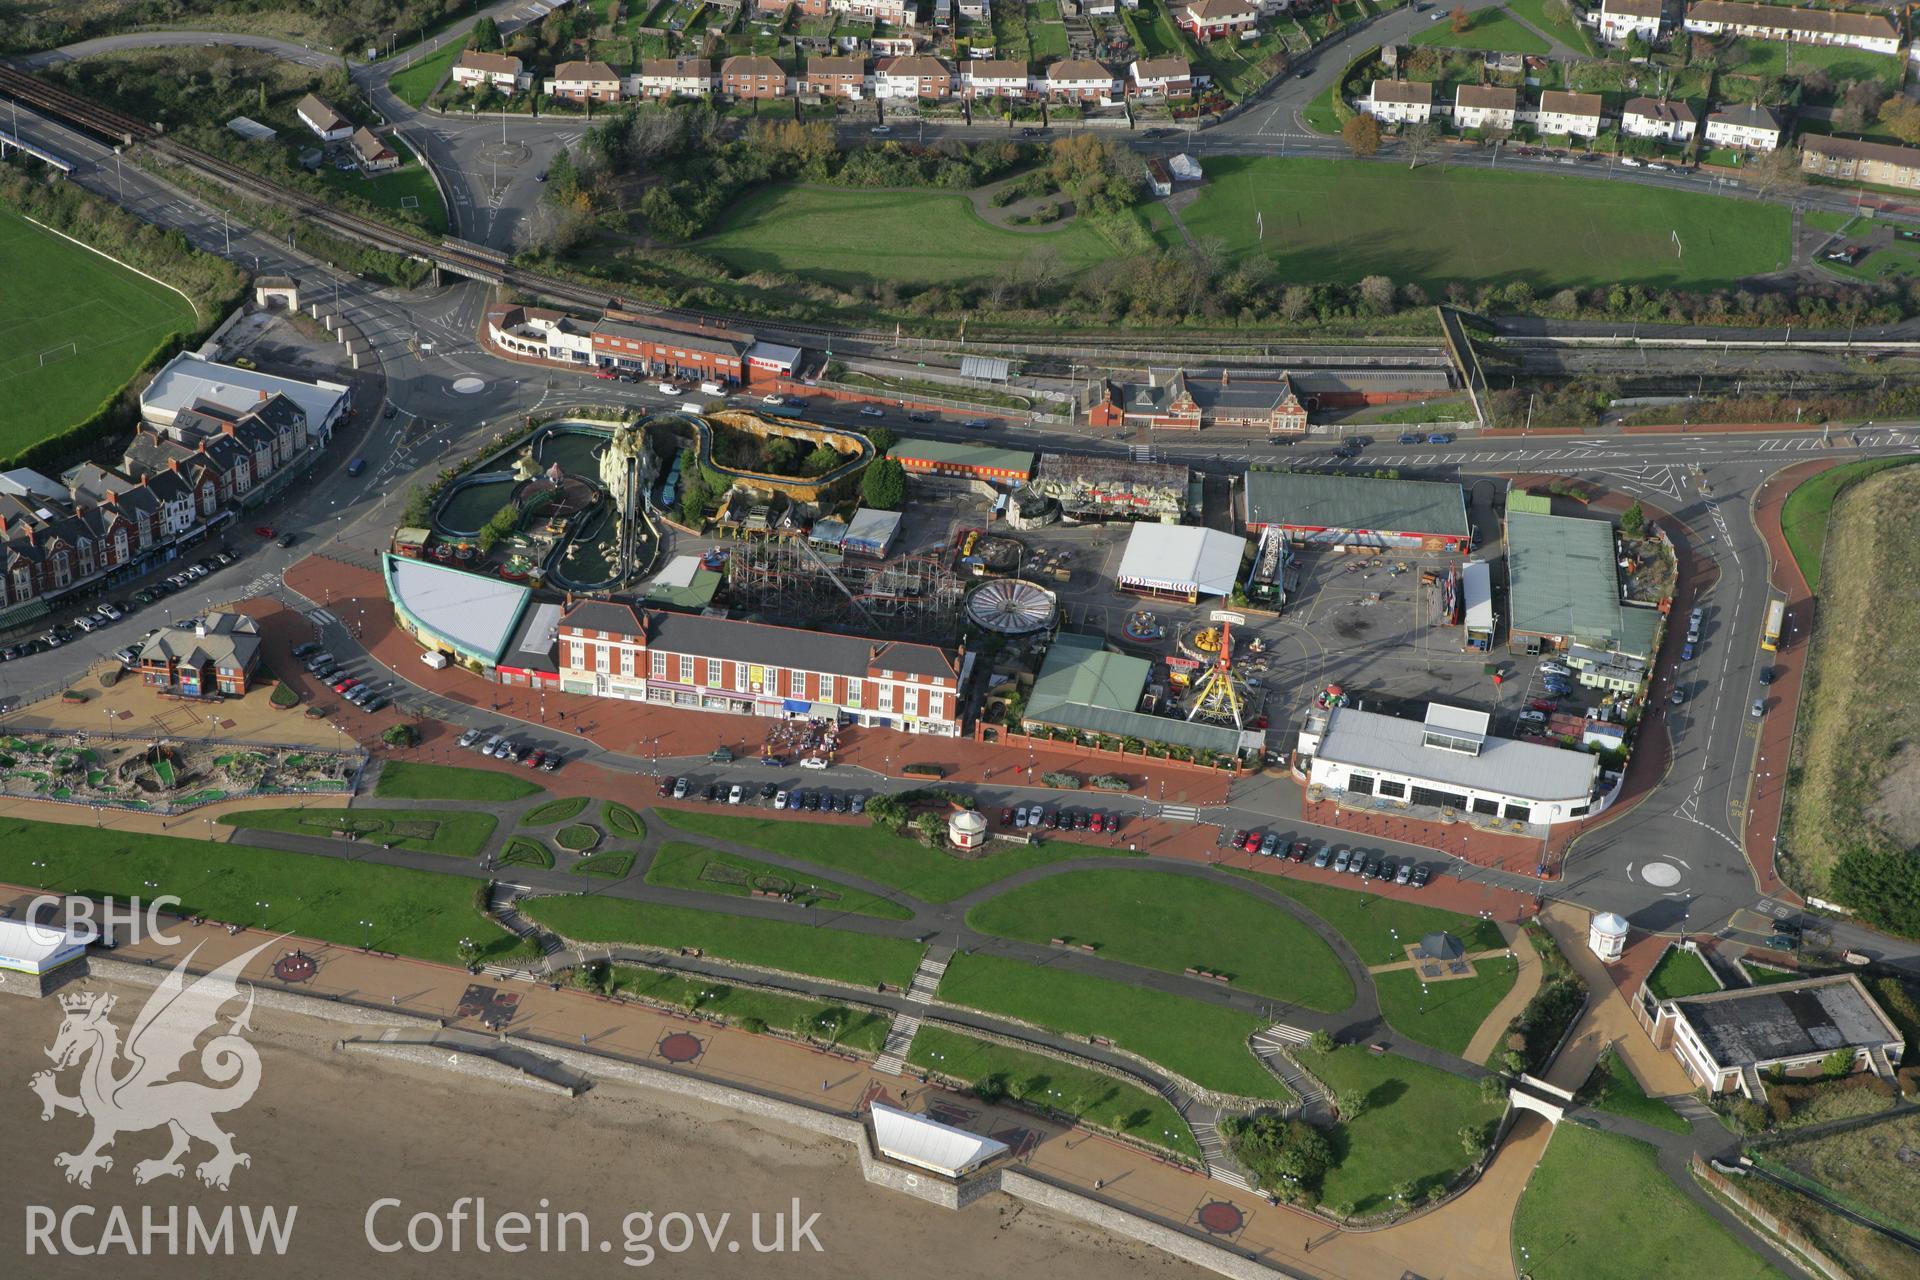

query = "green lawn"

[
  {"left": 1307, "top": 1044, "right": 1505, "bottom": 1212},
  {"left": 523, "top": 796, "right": 591, "bottom": 825},
  {"left": 1741, "top": 961, "right": 1803, "bottom": 986},
  {"left": 526, "top": 894, "right": 923, "bottom": 988},
  {"left": 906, "top": 1025, "right": 1200, "bottom": 1159},
  {"left": 1729, "top": 38, "right": 1902, "bottom": 90},
  {"left": 373, "top": 761, "right": 543, "bottom": 802},
  {"left": 1238, "top": 871, "right": 1505, "bottom": 963},
  {"left": 389, "top": 36, "right": 468, "bottom": 108},
  {"left": 0, "top": 207, "right": 198, "bottom": 457},
  {"left": 1373, "top": 963, "right": 1518, "bottom": 1057},
  {"left": 1498, "top": 0, "right": 1597, "bottom": 54},
  {"left": 1645, "top": 946, "right": 1720, "bottom": 1000},
  {"left": 1410, "top": 7, "right": 1548, "bottom": 54},
  {"left": 937, "top": 952, "right": 1290, "bottom": 1101},
  {"left": 219, "top": 806, "right": 496, "bottom": 857},
  {"left": 315, "top": 134, "right": 448, "bottom": 234},
  {"left": 569, "top": 850, "right": 636, "bottom": 878},
  {"left": 607, "top": 964, "right": 891, "bottom": 1053},
  {"left": 656, "top": 810, "right": 1140, "bottom": 902},
  {"left": 1301, "top": 79, "right": 1342, "bottom": 134},
  {"left": 1170, "top": 157, "right": 1790, "bottom": 293},
  {"left": 1781, "top": 457, "right": 1920, "bottom": 593},
  {"left": 1579, "top": 1049, "right": 1690, "bottom": 1135},
  {"left": 698, "top": 184, "right": 1119, "bottom": 288},
  {"left": 0, "top": 817, "right": 531, "bottom": 965},
  {"left": 1512, "top": 1125, "right": 1773, "bottom": 1279},
  {"left": 604, "top": 801, "right": 646, "bottom": 840},
  {"left": 967, "top": 869, "right": 1353, "bottom": 1012},
  {"left": 501, "top": 836, "right": 555, "bottom": 869},
  {"left": 646, "top": 841, "right": 914, "bottom": 920}
]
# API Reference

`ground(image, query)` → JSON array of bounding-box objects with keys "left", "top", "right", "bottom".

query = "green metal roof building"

[
  {"left": 891, "top": 437, "right": 1036, "bottom": 484},
  {"left": 1242, "top": 471, "right": 1469, "bottom": 551},
  {"left": 1025, "top": 633, "right": 1244, "bottom": 755},
  {"left": 1506, "top": 493, "right": 1659, "bottom": 657}
]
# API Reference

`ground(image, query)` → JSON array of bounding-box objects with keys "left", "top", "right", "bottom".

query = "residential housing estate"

[
  {"left": 1682, "top": 0, "right": 1900, "bottom": 54},
  {"left": 1453, "top": 84, "right": 1518, "bottom": 132},
  {"left": 451, "top": 50, "right": 528, "bottom": 93},
  {"left": 1801, "top": 135, "right": 1920, "bottom": 189}
]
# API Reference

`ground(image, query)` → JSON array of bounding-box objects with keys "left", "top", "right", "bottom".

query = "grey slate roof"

[
  {"left": 1674, "top": 977, "right": 1901, "bottom": 1069},
  {"left": 645, "top": 610, "right": 958, "bottom": 681},
  {"left": 1244, "top": 471, "right": 1469, "bottom": 536}
]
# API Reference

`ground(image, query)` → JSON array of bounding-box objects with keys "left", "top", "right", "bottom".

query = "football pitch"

[
  {"left": 0, "top": 207, "right": 197, "bottom": 457},
  {"left": 1169, "top": 157, "right": 1792, "bottom": 293}
]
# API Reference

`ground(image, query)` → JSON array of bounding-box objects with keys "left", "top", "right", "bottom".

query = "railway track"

[{"left": 0, "top": 64, "right": 1449, "bottom": 361}]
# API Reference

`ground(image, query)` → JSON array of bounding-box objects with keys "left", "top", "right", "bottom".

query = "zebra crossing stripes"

[
  {"left": 1160, "top": 804, "right": 1200, "bottom": 822},
  {"left": 306, "top": 607, "right": 339, "bottom": 627},
  {"left": 1255, "top": 1023, "right": 1312, "bottom": 1047}
]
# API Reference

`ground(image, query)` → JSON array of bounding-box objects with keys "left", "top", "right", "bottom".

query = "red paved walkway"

[
  {"left": 278, "top": 556, "right": 1231, "bottom": 805},
  {"left": 1741, "top": 459, "right": 1842, "bottom": 902}
]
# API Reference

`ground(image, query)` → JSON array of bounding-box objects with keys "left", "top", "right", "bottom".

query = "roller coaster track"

[{"left": 0, "top": 65, "right": 1451, "bottom": 360}]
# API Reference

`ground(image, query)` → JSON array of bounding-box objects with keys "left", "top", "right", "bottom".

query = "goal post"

[{"left": 37, "top": 341, "right": 78, "bottom": 367}]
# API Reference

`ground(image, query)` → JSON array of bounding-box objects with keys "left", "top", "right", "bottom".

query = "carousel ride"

[{"left": 965, "top": 578, "right": 1058, "bottom": 635}]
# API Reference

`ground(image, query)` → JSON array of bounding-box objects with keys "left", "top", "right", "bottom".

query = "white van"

[
  {"left": 699, "top": 381, "right": 725, "bottom": 396},
  {"left": 680, "top": 401, "right": 706, "bottom": 414},
  {"left": 420, "top": 651, "right": 450, "bottom": 670},
  {"left": 655, "top": 382, "right": 678, "bottom": 395}
]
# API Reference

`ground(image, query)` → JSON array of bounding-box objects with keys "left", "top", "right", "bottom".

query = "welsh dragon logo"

[{"left": 30, "top": 941, "right": 273, "bottom": 1190}]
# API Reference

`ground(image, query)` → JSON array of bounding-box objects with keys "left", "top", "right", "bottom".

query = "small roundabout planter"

[{"left": 555, "top": 823, "right": 601, "bottom": 853}]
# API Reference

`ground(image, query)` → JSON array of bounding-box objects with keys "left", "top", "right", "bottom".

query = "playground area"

[{"left": 0, "top": 731, "right": 358, "bottom": 813}]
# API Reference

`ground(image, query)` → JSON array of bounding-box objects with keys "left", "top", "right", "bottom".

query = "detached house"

[
  {"left": 1704, "top": 101, "right": 1781, "bottom": 151},
  {"left": 1453, "top": 84, "right": 1518, "bottom": 131},
  {"left": 721, "top": 55, "right": 788, "bottom": 98},
  {"left": 1128, "top": 56, "right": 1193, "bottom": 98},
  {"left": 349, "top": 126, "right": 400, "bottom": 173},
  {"left": 451, "top": 50, "right": 528, "bottom": 93},
  {"left": 632, "top": 58, "right": 713, "bottom": 99},
  {"left": 1621, "top": 97, "right": 1697, "bottom": 143},
  {"left": 1597, "top": 0, "right": 1664, "bottom": 44},
  {"left": 1537, "top": 90, "right": 1603, "bottom": 138},
  {"left": 547, "top": 60, "right": 624, "bottom": 103},
  {"left": 137, "top": 612, "right": 262, "bottom": 699},
  {"left": 295, "top": 94, "right": 352, "bottom": 142},
  {"left": 806, "top": 56, "right": 868, "bottom": 99},
  {"left": 1369, "top": 79, "right": 1432, "bottom": 125},
  {"left": 874, "top": 55, "right": 953, "bottom": 100},
  {"left": 961, "top": 58, "right": 1031, "bottom": 100},
  {"left": 1180, "top": 0, "right": 1258, "bottom": 39},
  {"left": 1045, "top": 59, "right": 1118, "bottom": 102}
]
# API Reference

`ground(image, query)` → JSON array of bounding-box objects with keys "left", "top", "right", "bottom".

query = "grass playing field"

[
  {"left": 1512, "top": 1125, "right": 1773, "bottom": 1279},
  {"left": 0, "top": 207, "right": 198, "bottom": 457},
  {"left": 699, "top": 184, "right": 1118, "bottom": 288},
  {"left": 966, "top": 868, "right": 1354, "bottom": 1012},
  {"left": 372, "top": 760, "right": 543, "bottom": 802},
  {"left": 1169, "top": 157, "right": 1791, "bottom": 292}
]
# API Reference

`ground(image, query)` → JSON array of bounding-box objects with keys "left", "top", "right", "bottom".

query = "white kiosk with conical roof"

[{"left": 1588, "top": 911, "right": 1629, "bottom": 963}]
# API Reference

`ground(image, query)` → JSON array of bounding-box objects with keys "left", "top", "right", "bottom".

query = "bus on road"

[{"left": 1762, "top": 599, "right": 1786, "bottom": 652}]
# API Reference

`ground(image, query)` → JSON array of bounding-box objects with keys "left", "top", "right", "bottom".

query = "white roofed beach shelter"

[{"left": 869, "top": 1103, "right": 1009, "bottom": 1178}]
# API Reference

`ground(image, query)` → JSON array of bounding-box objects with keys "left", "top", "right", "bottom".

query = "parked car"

[
  {"left": 833, "top": 793, "right": 849, "bottom": 813},
  {"left": 277, "top": 533, "right": 298, "bottom": 548},
  {"left": 760, "top": 782, "right": 777, "bottom": 801},
  {"left": 1681, "top": 643, "right": 1695, "bottom": 661},
  {"left": 1538, "top": 662, "right": 1571, "bottom": 679},
  {"left": 1259, "top": 832, "right": 1280, "bottom": 858},
  {"left": 292, "top": 642, "right": 321, "bottom": 659},
  {"left": 1361, "top": 855, "right": 1381, "bottom": 878},
  {"left": 541, "top": 754, "right": 561, "bottom": 772},
  {"left": 702, "top": 783, "right": 719, "bottom": 802},
  {"left": 1243, "top": 830, "right": 1262, "bottom": 853},
  {"left": 1752, "top": 698, "right": 1766, "bottom": 718},
  {"left": 1288, "top": 841, "right": 1309, "bottom": 863},
  {"left": 361, "top": 695, "right": 388, "bottom": 713},
  {"left": 1075, "top": 810, "right": 1090, "bottom": 831},
  {"left": 1013, "top": 807, "right": 1028, "bottom": 828},
  {"left": 672, "top": 777, "right": 690, "bottom": 799},
  {"left": 1313, "top": 846, "right": 1333, "bottom": 868},
  {"left": 1398, "top": 432, "right": 1421, "bottom": 445},
  {"left": 805, "top": 792, "right": 822, "bottom": 811},
  {"left": 1332, "top": 847, "right": 1351, "bottom": 873},
  {"left": 658, "top": 777, "right": 675, "bottom": 797},
  {"left": 1395, "top": 861, "right": 1413, "bottom": 885},
  {"left": 728, "top": 783, "right": 744, "bottom": 805},
  {"left": 1529, "top": 698, "right": 1557, "bottom": 713},
  {"left": 1519, "top": 710, "right": 1547, "bottom": 724},
  {"left": 1670, "top": 688, "right": 1686, "bottom": 705},
  {"left": 1759, "top": 667, "right": 1774, "bottom": 685},
  {"left": 850, "top": 795, "right": 865, "bottom": 815},
  {"left": 1090, "top": 812, "right": 1107, "bottom": 834},
  {"left": 777, "top": 790, "right": 791, "bottom": 810},
  {"left": 525, "top": 749, "right": 545, "bottom": 770},
  {"left": 347, "top": 458, "right": 367, "bottom": 477},
  {"left": 1410, "top": 865, "right": 1430, "bottom": 888}
]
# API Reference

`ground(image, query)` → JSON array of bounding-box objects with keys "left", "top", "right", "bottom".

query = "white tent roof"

[
  {"left": 385, "top": 556, "right": 530, "bottom": 663},
  {"left": 654, "top": 554, "right": 704, "bottom": 589},
  {"left": 869, "top": 1103, "right": 1009, "bottom": 1178},
  {"left": 1115, "top": 524, "right": 1246, "bottom": 598},
  {"left": 0, "top": 917, "right": 90, "bottom": 975},
  {"left": 1463, "top": 560, "right": 1493, "bottom": 630}
]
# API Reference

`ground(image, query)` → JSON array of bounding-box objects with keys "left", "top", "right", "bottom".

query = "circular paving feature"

[
  {"left": 451, "top": 376, "right": 486, "bottom": 395},
  {"left": 1195, "top": 1201, "right": 1244, "bottom": 1235},
  {"left": 271, "top": 950, "right": 317, "bottom": 984},
  {"left": 475, "top": 140, "right": 529, "bottom": 167},
  {"left": 657, "top": 1031, "right": 703, "bottom": 1064},
  {"left": 1641, "top": 861, "right": 1683, "bottom": 888}
]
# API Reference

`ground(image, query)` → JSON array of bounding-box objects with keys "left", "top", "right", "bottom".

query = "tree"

[
  {"left": 811, "top": 1006, "right": 848, "bottom": 1043},
  {"left": 1221, "top": 1112, "right": 1332, "bottom": 1194},
  {"left": 1342, "top": 112, "right": 1381, "bottom": 159},
  {"left": 1459, "top": 1123, "right": 1490, "bottom": 1157},
  {"left": 381, "top": 723, "right": 419, "bottom": 748},
  {"left": 1542, "top": 0, "right": 1575, "bottom": 26},
  {"left": 1746, "top": 147, "right": 1805, "bottom": 198},
  {"left": 1822, "top": 1047, "right": 1856, "bottom": 1078},
  {"left": 473, "top": 16, "right": 502, "bottom": 50},
  {"left": 861, "top": 457, "right": 906, "bottom": 510},
  {"left": 973, "top": 1072, "right": 1010, "bottom": 1104},
  {"left": 1390, "top": 1179, "right": 1418, "bottom": 1205},
  {"left": 1359, "top": 274, "right": 1397, "bottom": 315},
  {"left": 1479, "top": 1074, "right": 1507, "bottom": 1103},
  {"left": 1402, "top": 122, "right": 1441, "bottom": 169},
  {"left": 1449, "top": 4, "right": 1470, "bottom": 32},
  {"left": 1879, "top": 96, "right": 1920, "bottom": 147},
  {"left": 803, "top": 443, "right": 843, "bottom": 476},
  {"left": 1309, "top": 1029, "right": 1335, "bottom": 1055},
  {"left": 1625, "top": 30, "right": 1650, "bottom": 59},
  {"left": 865, "top": 424, "right": 897, "bottom": 456},
  {"left": 914, "top": 811, "right": 948, "bottom": 844},
  {"left": 1620, "top": 500, "right": 1646, "bottom": 538},
  {"left": 1333, "top": 1088, "right": 1366, "bottom": 1120}
]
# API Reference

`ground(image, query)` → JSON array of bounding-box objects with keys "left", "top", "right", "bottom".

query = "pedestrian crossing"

[
  {"left": 306, "top": 607, "right": 339, "bottom": 627},
  {"left": 1255, "top": 1023, "right": 1312, "bottom": 1047},
  {"left": 229, "top": 572, "right": 281, "bottom": 601},
  {"left": 1160, "top": 804, "right": 1200, "bottom": 822}
]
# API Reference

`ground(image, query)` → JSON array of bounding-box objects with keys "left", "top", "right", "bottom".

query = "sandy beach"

[{"left": 0, "top": 981, "right": 1208, "bottom": 1280}]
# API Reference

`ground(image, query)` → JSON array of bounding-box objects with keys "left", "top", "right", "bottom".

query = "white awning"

[
  {"left": 1463, "top": 560, "right": 1493, "bottom": 631},
  {"left": 0, "top": 917, "right": 90, "bottom": 976},
  {"left": 870, "top": 1103, "right": 1009, "bottom": 1178},
  {"left": 1115, "top": 524, "right": 1246, "bottom": 598}
]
